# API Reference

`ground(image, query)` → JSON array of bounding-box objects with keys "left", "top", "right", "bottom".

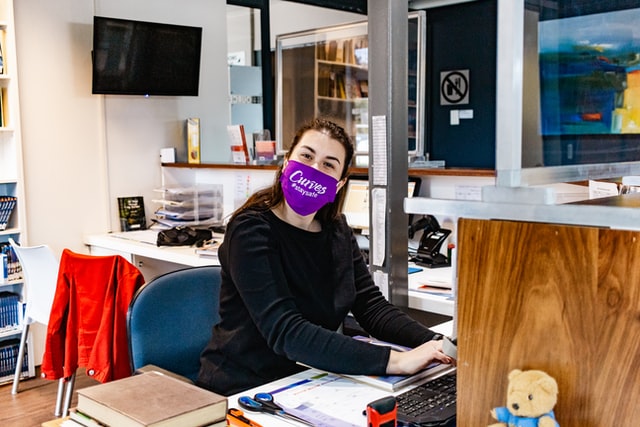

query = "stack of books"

[
  {"left": 62, "top": 370, "right": 227, "bottom": 427},
  {"left": 0, "top": 291, "right": 21, "bottom": 330},
  {"left": 0, "top": 196, "right": 17, "bottom": 231},
  {"left": 0, "top": 242, "right": 22, "bottom": 284},
  {"left": 0, "top": 339, "right": 29, "bottom": 383}
]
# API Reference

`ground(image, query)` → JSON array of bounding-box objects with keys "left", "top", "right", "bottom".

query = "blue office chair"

[{"left": 126, "top": 266, "right": 221, "bottom": 383}]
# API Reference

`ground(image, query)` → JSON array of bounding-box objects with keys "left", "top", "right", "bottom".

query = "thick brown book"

[{"left": 76, "top": 371, "right": 227, "bottom": 427}]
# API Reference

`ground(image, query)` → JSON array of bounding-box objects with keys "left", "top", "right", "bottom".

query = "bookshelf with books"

[
  {"left": 276, "top": 21, "right": 368, "bottom": 156},
  {"left": 276, "top": 11, "right": 425, "bottom": 162},
  {"left": 0, "top": 277, "right": 35, "bottom": 385},
  {"left": 315, "top": 28, "right": 369, "bottom": 156},
  {"left": 0, "top": 0, "right": 25, "bottom": 238},
  {"left": 0, "top": 0, "right": 33, "bottom": 385}
]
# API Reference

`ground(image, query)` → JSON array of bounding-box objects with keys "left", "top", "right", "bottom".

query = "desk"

[
  {"left": 41, "top": 371, "right": 390, "bottom": 427},
  {"left": 84, "top": 231, "right": 454, "bottom": 316},
  {"left": 84, "top": 230, "right": 219, "bottom": 281},
  {"left": 228, "top": 368, "right": 394, "bottom": 427},
  {"left": 227, "top": 319, "right": 453, "bottom": 426}
]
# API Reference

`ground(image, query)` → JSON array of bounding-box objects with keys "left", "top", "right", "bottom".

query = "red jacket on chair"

[{"left": 40, "top": 249, "right": 145, "bottom": 383}]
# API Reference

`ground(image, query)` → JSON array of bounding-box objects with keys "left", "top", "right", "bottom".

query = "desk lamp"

[{"left": 408, "top": 215, "right": 451, "bottom": 268}]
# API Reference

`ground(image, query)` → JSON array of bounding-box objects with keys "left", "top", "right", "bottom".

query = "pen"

[{"left": 227, "top": 408, "right": 263, "bottom": 427}]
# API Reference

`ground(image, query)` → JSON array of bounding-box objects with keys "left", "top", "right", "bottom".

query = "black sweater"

[{"left": 197, "top": 209, "right": 437, "bottom": 395}]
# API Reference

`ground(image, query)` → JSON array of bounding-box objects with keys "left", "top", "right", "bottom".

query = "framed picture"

[{"left": 539, "top": 7, "right": 640, "bottom": 136}]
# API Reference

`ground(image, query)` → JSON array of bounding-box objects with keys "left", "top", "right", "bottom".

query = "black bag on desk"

[{"left": 156, "top": 226, "right": 212, "bottom": 247}]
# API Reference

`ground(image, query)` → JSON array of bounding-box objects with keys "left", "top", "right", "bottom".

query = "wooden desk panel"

[{"left": 456, "top": 218, "right": 640, "bottom": 427}]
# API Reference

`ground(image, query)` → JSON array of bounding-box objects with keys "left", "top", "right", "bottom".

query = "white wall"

[
  {"left": 14, "top": 0, "right": 229, "bottom": 255},
  {"left": 15, "top": 0, "right": 108, "bottom": 254},
  {"left": 269, "top": 1, "right": 363, "bottom": 48},
  {"left": 14, "top": 1, "right": 359, "bottom": 257}
]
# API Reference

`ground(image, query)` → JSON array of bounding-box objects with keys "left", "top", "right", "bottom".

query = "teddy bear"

[{"left": 488, "top": 369, "right": 559, "bottom": 427}]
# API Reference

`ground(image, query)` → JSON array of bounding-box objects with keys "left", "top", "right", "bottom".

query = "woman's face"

[{"left": 288, "top": 130, "right": 347, "bottom": 182}]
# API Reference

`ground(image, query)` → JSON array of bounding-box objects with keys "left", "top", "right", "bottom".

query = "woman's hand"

[{"left": 385, "top": 340, "right": 454, "bottom": 375}]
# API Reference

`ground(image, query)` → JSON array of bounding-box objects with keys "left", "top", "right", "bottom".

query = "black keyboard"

[{"left": 396, "top": 370, "right": 457, "bottom": 427}]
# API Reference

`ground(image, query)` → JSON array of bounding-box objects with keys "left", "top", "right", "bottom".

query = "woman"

[{"left": 197, "top": 118, "right": 452, "bottom": 396}]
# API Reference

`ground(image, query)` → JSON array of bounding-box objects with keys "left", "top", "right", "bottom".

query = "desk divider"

[{"left": 456, "top": 218, "right": 640, "bottom": 426}]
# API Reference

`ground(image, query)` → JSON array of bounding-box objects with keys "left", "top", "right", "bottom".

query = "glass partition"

[{"left": 275, "top": 12, "right": 425, "bottom": 163}]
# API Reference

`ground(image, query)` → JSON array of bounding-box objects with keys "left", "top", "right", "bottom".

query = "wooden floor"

[{"left": 0, "top": 368, "right": 99, "bottom": 427}]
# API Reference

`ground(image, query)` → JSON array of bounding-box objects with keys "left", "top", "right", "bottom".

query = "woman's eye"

[{"left": 323, "top": 162, "right": 336, "bottom": 170}]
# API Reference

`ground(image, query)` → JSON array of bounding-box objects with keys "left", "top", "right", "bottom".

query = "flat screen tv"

[{"left": 92, "top": 16, "right": 202, "bottom": 96}]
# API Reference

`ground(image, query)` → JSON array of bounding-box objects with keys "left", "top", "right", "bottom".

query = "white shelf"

[
  {"left": 408, "top": 291, "right": 454, "bottom": 316},
  {"left": 0, "top": 0, "right": 33, "bottom": 385},
  {"left": 0, "top": 228, "right": 21, "bottom": 236},
  {"left": 0, "top": 278, "right": 23, "bottom": 287},
  {"left": 0, "top": 325, "right": 21, "bottom": 339}
]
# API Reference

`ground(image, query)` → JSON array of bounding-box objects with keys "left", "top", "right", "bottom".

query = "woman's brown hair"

[{"left": 229, "top": 118, "right": 354, "bottom": 224}]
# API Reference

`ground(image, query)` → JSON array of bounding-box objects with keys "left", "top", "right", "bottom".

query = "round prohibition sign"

[{"left": 441, "top": 71, "right": 469, "bottom": 104}]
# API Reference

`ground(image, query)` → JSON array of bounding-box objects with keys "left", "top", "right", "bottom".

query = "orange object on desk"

[{"left": 227, "top": 408, "right": 263, "bottom": 427}]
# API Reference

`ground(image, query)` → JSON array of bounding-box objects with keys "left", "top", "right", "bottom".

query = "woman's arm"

[
  {"left": 339, "top": 220, "right": 455, "bottom": 373},
  {"left": 346, "top": 231, "right": 437, "bottom": 348},
  {"left": 386, "top": 340, "right": 453, "bottom": 375}
]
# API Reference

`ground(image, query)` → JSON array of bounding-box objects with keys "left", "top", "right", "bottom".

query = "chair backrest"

[
  {"left": 8, "top": 238, "right": 59, "bottom": 325},
  {"left": 126, "top": 266, "right": 221, "bottom": 383}
]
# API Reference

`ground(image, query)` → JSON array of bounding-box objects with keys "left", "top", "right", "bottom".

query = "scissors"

[{"left": 238, "top": 392, "right": 315, "bottom": 426}]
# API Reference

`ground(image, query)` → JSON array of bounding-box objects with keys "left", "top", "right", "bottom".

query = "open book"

[{"left": 341, "top": 336, "right": 454, "bottom": 391}]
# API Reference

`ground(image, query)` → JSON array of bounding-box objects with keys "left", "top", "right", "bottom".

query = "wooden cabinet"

[
  {"left": 457, "top": 217, "right": 640, "bottom": 426},
  {"left": 0, "top": 0, "right": 34, "bottom": 385}
]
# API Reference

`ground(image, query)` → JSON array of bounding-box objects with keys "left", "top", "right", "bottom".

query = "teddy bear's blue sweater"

[{"left": 494, "top": 407, "right": 559, "bottom": 427}]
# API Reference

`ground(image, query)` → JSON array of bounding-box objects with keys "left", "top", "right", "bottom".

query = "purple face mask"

[{"left": 279, "top": 160, "right": 339, "bottom": 216}]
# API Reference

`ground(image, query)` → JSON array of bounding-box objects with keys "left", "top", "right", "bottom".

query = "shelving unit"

[
  {"left": 0, "top": 0, "right": 34, "bottom": 385},
  {"left": 314, "top": 27, "right": 369, "bottom": 153}
]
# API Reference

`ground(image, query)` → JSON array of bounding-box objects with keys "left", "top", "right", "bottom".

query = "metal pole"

[{"left": 368, "top": 0, "right": 409, "bottom": 306}]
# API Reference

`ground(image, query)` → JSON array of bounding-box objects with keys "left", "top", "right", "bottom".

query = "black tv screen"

[{"left": 92, "top": 16, "right": 202, "bottom": 96}]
